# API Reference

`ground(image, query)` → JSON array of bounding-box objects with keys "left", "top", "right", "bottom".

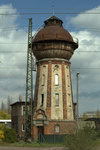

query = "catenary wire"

[
  {"left": 0, "top": 67, "right": 100, "bottom": 70},
  {"left": 0, "top": 7, "right": 97, "bottom": 11},
  {"left": 1, "top": 50, "right": 100, "bottom": 53},
  {"left": 1, "top": 12, "right": 100, "bottom": 15},
  {"left": 0, "top": 25, "right": 100, "bottom": 32}
]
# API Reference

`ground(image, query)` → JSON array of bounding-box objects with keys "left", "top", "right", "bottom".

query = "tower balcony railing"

[
  {"left": 33, "top": 26, "right": 44, "bottom": 40},
  {"left": 73, "top": 36, "right": 78, "bottom": 45}
]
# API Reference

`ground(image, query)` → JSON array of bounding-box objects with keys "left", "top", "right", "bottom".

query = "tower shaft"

[{"left": 34, "top": 59, "right": 74, "bottom": 120}]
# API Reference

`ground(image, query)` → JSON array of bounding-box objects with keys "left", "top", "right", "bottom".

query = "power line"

[
  {"left": 0, "top": 26, "right": 28, "bottom": 30},
  {"left": 75, "top": 50, "right": 100, "bottom": 52},
  {"left": 71, "top": 68, "right": 100, "bottom": 70},
  {"left": 0, "top": 43, "right": 27, "bottom": 44},
  {"left": 0, "top": 66, "right": 100, "bottom": 70},
  {"left": 0, "top": 24, "right": 100, "bottom": 32},
  {"left": 1, "top": 50, "right": 100, "bottom": 53},
  {"left": 0, "top": 26, "right": 100, "bottom": 33},
  {"left": 0, "top": 51, "right": 26, "bottom": 53},
  {"left": 0, "top": 7, "right": 95, "bottom": 11},
  {"left": 0, "top": 29, "right": 99, "bottom": 33},
  {"left": 0, "top": 68, "right": 25, "bottom": 69},
  {"left": 1, "top": 12, "right": 100, "bottom": 16},
  {"left": 0, "top": 42, "right": 100, "bottom": 46},
  {"left": 1, "top": 28, "right": 100, "bottom": 33}
]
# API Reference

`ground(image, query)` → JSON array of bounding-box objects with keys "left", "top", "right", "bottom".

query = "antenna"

[{"left": 52, "top": 0, "right": 55, "bottom": 15}]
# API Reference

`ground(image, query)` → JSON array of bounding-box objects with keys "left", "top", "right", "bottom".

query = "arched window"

[
  {"left": 55, "top": 125, "right": 60, "bottom": 133},
  {"left": 55, "top": 74, "right": 59, "bottom": 85}
]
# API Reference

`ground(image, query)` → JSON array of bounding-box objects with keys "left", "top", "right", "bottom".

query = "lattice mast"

[{"left": 25, "top": 18, "right": 33, "bottom": 141}]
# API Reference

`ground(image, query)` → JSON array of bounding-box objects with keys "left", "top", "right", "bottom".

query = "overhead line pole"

[
  {"left": 76, "top": 72, "right": 79, "bottom": 134},
  {"left": 25, "top": 18, "right": 33, "bottom": 141}
]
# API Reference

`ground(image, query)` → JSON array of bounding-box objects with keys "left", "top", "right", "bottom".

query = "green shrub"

[
  {"left": 64, "top": 126, "right": 98, "bottom": 150},
  {"left": 0, "top": 111, "right": 11, "bottom": 119},
  {"left": 4, "top": 128, "right": 17, "bottom": 143},
  {"left": 0, "top": 124, "right": 5, "bottom": 131},
  {"left": 0, "top": 130, "right": 4, "bottom": 143}
]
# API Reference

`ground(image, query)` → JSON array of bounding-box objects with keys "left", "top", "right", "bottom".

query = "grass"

[
  {"left": 0, "top": 140, "right": 64, "bottom": 147},
  {"left": 95, "top": 139, "right": 100, "bottom": 150},
  {"left": 0, "top": 140, "right": 100, "bottom": 149}
]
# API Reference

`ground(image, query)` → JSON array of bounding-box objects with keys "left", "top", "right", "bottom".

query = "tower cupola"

[
  {"left": 32, "top": 16, "right": 78, "bottom": 61},
  {"left": 44, "top": 16, "right": 63, "bottom": 27}
]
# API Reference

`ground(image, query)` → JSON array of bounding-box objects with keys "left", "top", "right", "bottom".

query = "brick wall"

[
  {"left": 34, "top": 59, "right": 71, "bottom": 120},
  {"left": 62, "top": 64, "right": 67, "bottom": 119},
  {"left": 11, "top": 103, "right": 25, "bottom": 139},
  {"left": 33, "top": 120, "right": 75, "bottom": 140},
  {"left": 33, "top": 125, "right": 38, "bottom": 140},
  {"left": 44, "top": 121, "right": 75, "bottom": 135},
  {"left": 47, "top": 63, "right": 51, "bottom": 118},
  {"left": 34, "top": 63, "right": 41, "bottom": 107}
]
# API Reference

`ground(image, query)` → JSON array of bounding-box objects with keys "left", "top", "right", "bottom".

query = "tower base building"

[{"left": 32, "top": 16, "right": 78, "bottom": 140}]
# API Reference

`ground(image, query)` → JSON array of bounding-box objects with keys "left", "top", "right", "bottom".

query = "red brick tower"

[{"left": 32, "top": 16, "right": 78, "bottom": 140}]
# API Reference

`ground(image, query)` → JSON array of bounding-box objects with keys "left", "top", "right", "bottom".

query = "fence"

[{"left": 38, "top": 134, "right": 67, "bottom": 143}]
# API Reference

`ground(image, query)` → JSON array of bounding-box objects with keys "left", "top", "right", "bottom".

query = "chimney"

[{"left": 19, "top": 95, "right": 22, "bottom": 102}]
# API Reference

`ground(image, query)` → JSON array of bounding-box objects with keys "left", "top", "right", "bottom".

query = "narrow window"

[
  {"left": 22, "top": 124, "right": 25, "bottom": 131},
  {"left": 22, "top": 106, "right": 25, "bottom": 116},
  {"left": 55, "top": 125, "right": 60, "bottom": 133},
  {"left": 55, "top": 93, "right": 59, "bottom": 107},
  {"left": 42, "top": 74, "right": 45, "bottom": 86},
  {"left": 41, "top": 94, "right": 44, "bottom": 106},
  {"left": 55, "top": 74, "right": 59, "bottom": 85}
]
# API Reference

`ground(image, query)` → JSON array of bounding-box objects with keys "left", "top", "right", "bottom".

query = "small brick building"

[{"left": 11, "top": 101, "right": 26, "bottom": 139}]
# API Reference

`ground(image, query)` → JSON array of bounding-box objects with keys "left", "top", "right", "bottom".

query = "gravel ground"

[{"left": 0, "top": 147, "right": 67, "bottom": 150}]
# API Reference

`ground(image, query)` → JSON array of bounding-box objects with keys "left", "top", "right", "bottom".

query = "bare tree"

[
  {"left": 7, "top": 96, "right": 12, "bottom": 114},
  {"left": 1, "top": 101, "right": 5, "bottom": 112}
]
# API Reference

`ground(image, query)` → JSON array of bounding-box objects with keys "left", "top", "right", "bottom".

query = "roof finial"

[{"left": 52, "top": 0, "right": 55, "bottom": 16}]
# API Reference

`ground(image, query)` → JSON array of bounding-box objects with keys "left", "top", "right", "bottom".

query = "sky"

[{"left": 0, "top": 0, "right": 100, "bottom": 114}]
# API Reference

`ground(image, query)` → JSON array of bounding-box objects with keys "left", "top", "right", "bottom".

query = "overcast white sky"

[
  {"left": 70, "top": 6, "right": 100, "bottom": 114},
  {"left": 0, "top": 1, "right": 100, "bottom": 114}
]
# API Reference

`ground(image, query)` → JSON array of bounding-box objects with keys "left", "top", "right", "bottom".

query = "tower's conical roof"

[{"left": 33, "top": 15, "right": 74, "bottom": 42}]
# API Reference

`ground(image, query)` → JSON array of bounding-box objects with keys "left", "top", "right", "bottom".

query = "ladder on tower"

[{"left": 25, "top": 18, "right": 36, "bottom": 141}]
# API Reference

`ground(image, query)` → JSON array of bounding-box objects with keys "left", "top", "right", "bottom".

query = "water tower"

[{"left": 32, "top": 16, "right": 78, "bottom": 140}]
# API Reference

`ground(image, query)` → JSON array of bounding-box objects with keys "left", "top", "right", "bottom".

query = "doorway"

[
  {"left": 38, "top": 126, "right": 44, "bottom": 142},
  {"left": 38, "top": 126, "right": 44, "bottom": 135}
]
